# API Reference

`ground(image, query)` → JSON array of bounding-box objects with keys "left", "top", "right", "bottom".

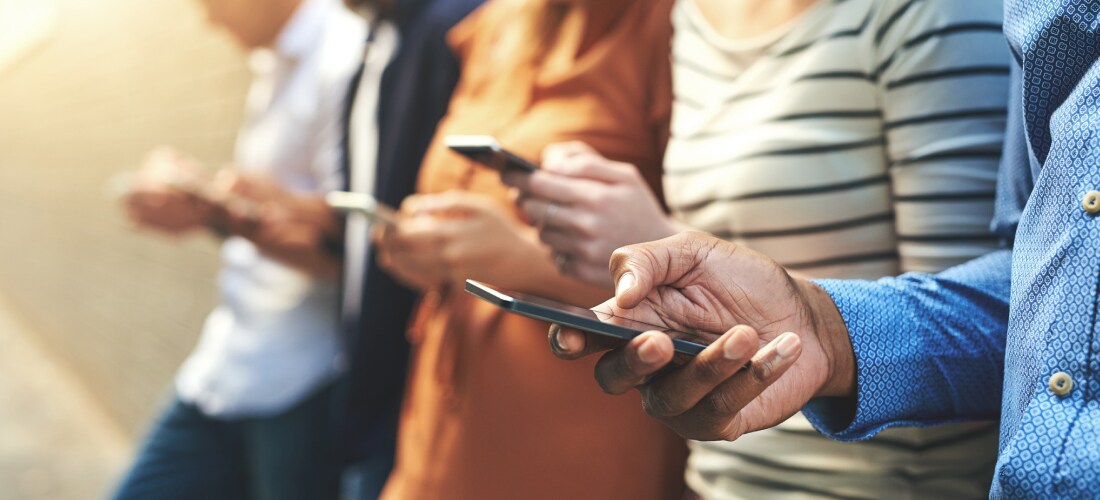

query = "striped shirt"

[{"left": 665, "top": 0, "right": 1009, "bottom": 497}]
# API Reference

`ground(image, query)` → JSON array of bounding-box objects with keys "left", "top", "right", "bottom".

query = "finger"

[
  {"left": 518, "top": 198, "right": 583, "bottom": 232},
  {"left": 547, "top": 323, "right": 624, "bottom": 360},
  {"left": 538, "top": 227, "right": 585, "bottom": 256},
  {"left": 398, "top": 194, "right": 420, "bottom": 213},
  {"left": 541, "top": 141, "right": 597, "bottom": 167},
  {"left": 672, "top": 331, "right": 803, "bottom": 441},
  {"left": 609, "top": 231, "right": 712, "bottom": 309},
  {"left": 500, "top": 170, "right": 532, "bottom": 190},
  {"left": 504, "top": 170, "right": 601, "bottom": 206},
  {"left": 639, "top": 325, "right": 758, "bottom": 418},
  {"left": 408, "top": 191, "right": 497, "bottom": 217},
  {"left": 544, "top": 153, "right": 638, "bottom": 184},
  {"left": 593, "top": 331, "right": 675, "bottom": 395}
]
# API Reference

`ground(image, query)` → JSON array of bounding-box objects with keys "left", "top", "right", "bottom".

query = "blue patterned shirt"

[{"left": 803, "top": 1, "right": 1100, "bottom": 497}]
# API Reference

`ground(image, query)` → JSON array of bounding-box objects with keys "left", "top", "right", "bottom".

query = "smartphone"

[
  {"left": 325, "top": 191, "right": 398, "bottom": 226},
  {"left": 445, "top": 135, "right": 539, "bottom": 173},
  {"left": 465, "top": 279, "right": 708, "bottom": 356}
]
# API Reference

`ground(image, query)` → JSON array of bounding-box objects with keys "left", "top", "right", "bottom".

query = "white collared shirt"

[
  {"left": 341, "top": 15, "right": 398, "bottom": 323},
  {"left": 175, "top": 0, "right": 367, "bottom": 418}
]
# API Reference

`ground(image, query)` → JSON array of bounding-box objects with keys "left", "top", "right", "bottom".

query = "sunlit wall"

[{"left": 0, "top": 0, "right": 251, "bottom": 435}]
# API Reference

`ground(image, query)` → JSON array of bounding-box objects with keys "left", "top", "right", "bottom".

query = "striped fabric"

[
  {"left": 666, "top": 0, "right": 1010, "bottom": 497},
  {"left": 665, "top": 0, "right": 1007, "bottom": 278}
]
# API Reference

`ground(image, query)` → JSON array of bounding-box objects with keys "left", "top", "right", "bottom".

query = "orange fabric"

[{"left": 379, "top": 1, "right": 685, "bottom": 499}]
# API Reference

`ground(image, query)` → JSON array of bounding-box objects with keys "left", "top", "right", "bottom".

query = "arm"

[
  {"left": 805, "top": 250, "right": 1010, "bottom": 439},
  {"left": 544, "top": 231, "right": 1012, "bottom": 443},
  {"left": 807, "top": 54, "right": 1031, "bottom": 439},
  {"left": 542, "top": 59, "right": 1031, "bottom": 445},
  {"left": 876, "top": 0, "right": 1011, "bottom": 273}
]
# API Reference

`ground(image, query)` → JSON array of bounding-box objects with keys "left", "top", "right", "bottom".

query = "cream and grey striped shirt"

[{"left": 665, "top": 0, "right": 1009, "bottom": 497}]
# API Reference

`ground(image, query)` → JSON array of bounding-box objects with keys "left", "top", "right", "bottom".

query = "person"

[
  {"left": 504, "top": 0, "right": 1009, "bottom": 496},
  {"left": 370, "top": 0, "right": 689, "bottom": 498},
  {"left": 334, "top": 0, "right": 484, "bottom": 498},
  {"left": 112, "top": 0, "right": 366, "bottom": 498},
  {"left": 546, "top": 0, "right": 1100, "bottom": 496}
]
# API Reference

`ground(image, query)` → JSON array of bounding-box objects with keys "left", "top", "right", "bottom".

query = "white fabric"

[
  {"left": 341, "top": 18, "right": 398, "bottom": 323},
  {"left": 175, "top": 0, "right": 367, "bottom": 418}
]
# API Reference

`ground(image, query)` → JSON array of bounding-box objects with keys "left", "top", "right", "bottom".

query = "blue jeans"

[{"left": 112, "top": 383, "right": 390, "bottom": 500}]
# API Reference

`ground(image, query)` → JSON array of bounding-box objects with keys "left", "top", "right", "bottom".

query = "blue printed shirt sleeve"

[{"left": 804, "top": 251, "right": 1011, "bottom": 440}]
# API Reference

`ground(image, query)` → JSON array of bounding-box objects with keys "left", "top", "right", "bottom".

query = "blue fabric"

[
  {"left": 337, "top": 0, "right": 485, "bottom": 463},
  {"left": 111, "top": 386, "right": 359, "bottom": 500},
  {"left": 803, "top": 1, "right": 1100, "bottom": 497}
]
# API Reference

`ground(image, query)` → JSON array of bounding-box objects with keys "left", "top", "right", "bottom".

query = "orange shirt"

[{"left": 380, "top": 1, "right": 685, "bottom": 499}]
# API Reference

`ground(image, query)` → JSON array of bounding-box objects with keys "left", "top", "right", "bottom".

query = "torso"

[{"left": 380, "top": 1, "right": 689, "bottom": 498}]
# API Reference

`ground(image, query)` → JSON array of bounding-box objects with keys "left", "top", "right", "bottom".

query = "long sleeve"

[
  {"left": 802, "top": 59, "right": 1030, "bottom": 441},
  {"left": 876, "top": 0, "right": 1010, "bottom": 274}
]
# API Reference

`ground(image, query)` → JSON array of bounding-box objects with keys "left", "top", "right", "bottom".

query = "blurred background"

[{"left": 0, "top": 0, "right": 252, "bottom": 497}]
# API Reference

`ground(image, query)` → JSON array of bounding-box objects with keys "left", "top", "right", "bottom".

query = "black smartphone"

[
  {"left": 465, "top": 279, "right": 707, "bottom": 356},
  {"left": 445, "top": 135, "right": 539, "bottom": 173}
]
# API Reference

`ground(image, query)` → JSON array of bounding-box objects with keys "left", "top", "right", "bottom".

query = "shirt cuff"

[{"left": 801, "top": 278, "right": 938, "bottom": 441}]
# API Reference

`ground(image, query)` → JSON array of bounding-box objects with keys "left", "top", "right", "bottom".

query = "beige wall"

[{"left": 0, "top": 0, "right": 252, "bottom": 436}]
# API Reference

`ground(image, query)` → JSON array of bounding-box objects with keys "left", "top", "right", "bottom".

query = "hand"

[
  {"left": 373, "top": 191, "right": 542, "bottom": 292},
  {"left": 124, "top": 147, "right": 214, "bottom": 234},
  {"left": 212, "top": 171, "right": 343, "bottom": 276},
  {"left": 548, "top": 232, "right": 855, "bottom": 441},
  {"left": 501, "top": 142, "right": 678, "bottom": 286}
]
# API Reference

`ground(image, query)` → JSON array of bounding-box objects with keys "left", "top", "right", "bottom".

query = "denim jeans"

[{"left": 111, "top": 382, "right": 390, "bottom": 500}]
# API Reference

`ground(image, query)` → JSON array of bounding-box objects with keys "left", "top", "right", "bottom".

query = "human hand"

[
  {"left": 373, "top": 191, "right": 542, "bottom": 292},
  {"left": 124, "top": 147, "right": 214, "bottom": 234},
  {"left": 501, "top": 141, "right": 679, "bottom": 287},
  {"left": 548, "top": 232, "right": 855, "bottom": 441}
]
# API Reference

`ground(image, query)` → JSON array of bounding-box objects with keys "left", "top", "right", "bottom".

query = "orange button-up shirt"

[{"left": 381, "top": 1, "right": 685, "bottom": 499}]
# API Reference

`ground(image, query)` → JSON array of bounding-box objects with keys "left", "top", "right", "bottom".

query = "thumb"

[
  {"left": 413, "top": 191, "right": 493, "bottom": 217},
  {"left": 609, "top": 245, "right": 659, "bottom": 309},
  {"left": 609, "top": 232, "right": 713, "bottom": 309}
]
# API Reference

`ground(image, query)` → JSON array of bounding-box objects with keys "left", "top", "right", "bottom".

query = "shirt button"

[
  {"left": 1082, "top": 191, "right": 1100, "bottom": 214},
  {"left": 1049, "top": 372, "right": 1074, "bottom": 397}
]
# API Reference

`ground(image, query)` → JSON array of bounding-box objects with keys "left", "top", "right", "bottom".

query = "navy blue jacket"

[{"left": 339, "top": 0, "right": 484, "bottom": 462}]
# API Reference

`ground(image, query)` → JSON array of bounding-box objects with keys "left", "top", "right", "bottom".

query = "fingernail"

[
  {"left": 723, "top": 326, "right": 752, "bottom": 361},
  {"left": 616, "top": 272, "right": 635, "bottom": 297},
  {"left": 637, "top": 335, "right": 663, "bottom": 364},
  {"left": 775, "top": 333, "right": 801, "bottom": 359}
]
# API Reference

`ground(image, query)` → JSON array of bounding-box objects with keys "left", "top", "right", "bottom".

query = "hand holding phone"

[
  {"left": 446, "top": 135, "right": 539, "bottom": 173},
  {"left": 325, "top": 191, "right": 398, "bottom": 226},
  {"left": 465, "top": 279, "right": 708, "bottom": 356}
]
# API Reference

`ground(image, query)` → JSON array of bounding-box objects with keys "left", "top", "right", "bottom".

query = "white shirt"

[
  {"left": 175, "top": 0, "right": 367, "bottom": 418},
  {"left": 341, "top": 16, "right": 398, "bottom": 322}
]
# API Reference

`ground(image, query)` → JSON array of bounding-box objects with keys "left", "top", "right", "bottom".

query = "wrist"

[{"left": 797, "top": 279, "right": 856, "bottom": 399}]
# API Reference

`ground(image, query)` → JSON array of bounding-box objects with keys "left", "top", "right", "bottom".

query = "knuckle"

[
  {"left": 693, "top": 358, "right": 730, "bottom": 386},
  {"left": 749, "top": 358, "right": 774, "bottom": 384},
  {"left": 641, "top": 387, "right": 683, "bottom": 418},
  {"left": 699, "top": 392, "right": 736, "bottom": 421}
]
